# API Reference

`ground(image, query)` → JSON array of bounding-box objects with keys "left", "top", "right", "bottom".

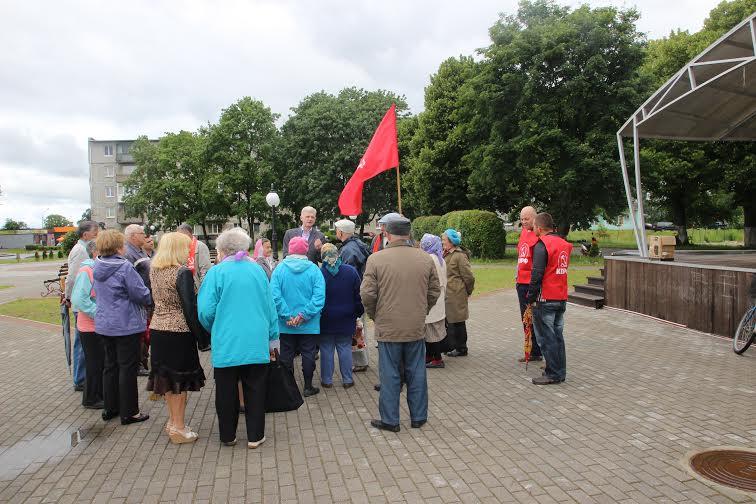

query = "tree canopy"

[{"left": 43, "top": 214, "right": 73, "bottom": 228}]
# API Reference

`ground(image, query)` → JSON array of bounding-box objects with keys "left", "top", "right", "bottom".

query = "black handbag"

[{"left": 265, "top": 349, "right": 304, "bottom": 413}]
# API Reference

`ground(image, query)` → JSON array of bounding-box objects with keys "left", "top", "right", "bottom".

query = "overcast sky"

[{"left": 0, "top": 0, "right": 719, "bottom": 227}]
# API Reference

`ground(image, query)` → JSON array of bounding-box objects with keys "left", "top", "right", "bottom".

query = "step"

[
  {"left": 600, "top": 267, "right": 605, "bottom": 276},
  {"left": 587, "top": 276, "right": 605, "bottom": 287},
  {"left": 575, "top": 283, "right": 604, "bottom": 296},
  {"left": 568, "top": 291, "right": 604, "bottom": 309}
]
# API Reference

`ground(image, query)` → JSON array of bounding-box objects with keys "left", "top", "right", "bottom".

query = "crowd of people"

[{"left": 63, "top": 203, "right": 570, "bottom": 445}]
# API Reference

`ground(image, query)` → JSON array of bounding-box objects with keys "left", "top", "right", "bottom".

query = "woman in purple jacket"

[{"left": 93, "top": 229, "right": 152, "bottom": 425}]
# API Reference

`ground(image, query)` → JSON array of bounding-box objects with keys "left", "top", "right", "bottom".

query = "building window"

[
  {"left": 253, "top": 223, "right": 260, "bottom": 234},
  {"left": 106, "top": 207, "right": 116, "bottom": 219},
  {"left": 105, "top": 166, "right": 115, "bottom": 177},
  {"left": 116, "top": 184, "right": 124, "bottom": 202},
  {"left": 116, "top": 143, "right": 131, "bottom": 154},
  {"left": 104, "top": 145, "right": 113, "bottom": 156},
  {"left": 121, "top": 165, "right": 135, "bottom": 176},
  {"left": 208, "top": 223, "right": 221, "bottom": 235},
  {"left": 106, "top": 186, "right": 115, "bottom": 198}
]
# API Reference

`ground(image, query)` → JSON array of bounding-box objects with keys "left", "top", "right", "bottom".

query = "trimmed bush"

[
  {"left": 439, "top": 210, "right": 507, "bottom": 259},
  {"left": 411, "top": 215, "right": 443, "bottom": 241},
  {"left": 42, "top": 250, "right": 47, "bottom": 259},
  {"left": 25, "top": 244, "right": 40, "bottom": 251},
  {"left": 57, "top": 250, "right": 63, "bottom": 258},
  {"left": 34, "top": 251, "right": 40, "bottom": 261}
]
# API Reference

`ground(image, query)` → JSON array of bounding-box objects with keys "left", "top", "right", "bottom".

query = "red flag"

[{"left": 338, "top": 104, "right": 399, "bottom": 216}]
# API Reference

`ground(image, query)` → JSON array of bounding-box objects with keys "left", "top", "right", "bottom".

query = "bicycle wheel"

[{"left": 733, "top": 306, "right": 756, "bottom": 354}]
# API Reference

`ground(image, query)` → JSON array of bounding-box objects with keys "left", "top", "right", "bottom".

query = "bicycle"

[{"left": 733, "top": 304, "right": 755, "bottom": 355}]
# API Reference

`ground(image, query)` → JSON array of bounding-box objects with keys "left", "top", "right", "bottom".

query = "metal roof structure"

[{"left": 617, "top": 12, "right": 756, "bottom": 256}]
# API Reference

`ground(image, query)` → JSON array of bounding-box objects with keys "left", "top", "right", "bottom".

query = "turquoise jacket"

[
  {"left": 197, "top": 259, "right": 279, "bottom": 368},
  {"left": 71, "top": 259, "right": 96, "bottom": 319},
  {"left": 270, "top": 255, "right": 326, "bottom": 335}
]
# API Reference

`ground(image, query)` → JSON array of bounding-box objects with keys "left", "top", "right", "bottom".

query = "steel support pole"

[
  {"left": 616, "top": 133, "right": 644, "bottom": 256},
  {"left": 632, "top": 118, "right": 648, "bottom": 257}
]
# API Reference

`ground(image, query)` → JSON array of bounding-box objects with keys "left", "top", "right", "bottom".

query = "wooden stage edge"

[{"left": 604, "top": 252, "right": 755, "bottom": 338}]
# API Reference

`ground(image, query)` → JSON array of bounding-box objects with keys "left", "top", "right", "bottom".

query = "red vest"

[
  {"left": 516, "top": 228, "right": 539, "bottom": 284},
  {"left": 539, "top": 234, "right": 572, "bottom": 301}
]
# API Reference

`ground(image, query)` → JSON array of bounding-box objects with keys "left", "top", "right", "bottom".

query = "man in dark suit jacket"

[{"left": 282, "top": 206, "right": 326, "bottom": 264}]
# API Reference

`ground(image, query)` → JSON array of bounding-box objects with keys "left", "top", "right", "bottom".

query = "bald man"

[{"left": 516, "top": 206, "right": 543, "bottom": 362}]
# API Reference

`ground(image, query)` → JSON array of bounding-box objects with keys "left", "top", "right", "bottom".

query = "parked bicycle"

[{"left": 733, "top": 276, "right": 756, "bottom": 355}]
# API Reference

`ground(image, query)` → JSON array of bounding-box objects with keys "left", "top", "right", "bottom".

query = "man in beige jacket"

[{"left": 360, "top": 215, "right": 440, "bottom": 432}]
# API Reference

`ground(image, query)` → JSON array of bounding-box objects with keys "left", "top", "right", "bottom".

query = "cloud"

[{"left": 0, "top": 129, "right": 87, "bottom": 177}]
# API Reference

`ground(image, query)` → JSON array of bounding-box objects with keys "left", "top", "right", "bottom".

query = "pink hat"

[{"left": 289, "top": 236, "right": 308, "bottom": 255}]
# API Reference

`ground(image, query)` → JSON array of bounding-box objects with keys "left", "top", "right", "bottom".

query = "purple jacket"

[{"left": 93, "top": 255, "right": 152, "bottom": 337}]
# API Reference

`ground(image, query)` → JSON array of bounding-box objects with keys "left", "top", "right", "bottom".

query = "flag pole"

[{"left": 396, "top": 166, "right": 403, "bottom": 215}]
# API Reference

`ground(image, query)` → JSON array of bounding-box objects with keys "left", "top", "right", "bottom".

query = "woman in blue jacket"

[
  {"left": 318, "top": 243, "right": 363, "bottom": 389},
  {"left": 270, "top": 236, "right": 325, "bottom": 397}
]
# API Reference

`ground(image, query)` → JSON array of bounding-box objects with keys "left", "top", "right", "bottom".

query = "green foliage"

[
  {"left": 440, "top": 210, "right": 507, "bottom": 259},
  {"left": 411, "top": 215, "right": 443, "bottom": 240},
  {"left": 3, "top": 219, "right": 27, "bottom": 230},
  {"left": 80, "top": 208, "right": 92, "bottom": 222},
  {"left": 43, "top": 214, "right": 73, "bottom": 228},
  {"left": 57, "top": 250, "right": 63, "bottom": 259},
  {"left": 60, "top": 231, "right": 79, "bottom": 255},
  {"left": 42, "top": 250, "right": 47, "bottom": 259},
  {"left": 588, "top": 242, "right": 600, "bottom": 257}
]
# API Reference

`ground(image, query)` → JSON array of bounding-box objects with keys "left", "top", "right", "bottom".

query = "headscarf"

[
  {"left": 289, "top": 236, "right": 308, "bottom": 255},
  {"left": 320, "top": 243, "right": 342, "bottom": 276},
  {"left": 222, "top": 250, "right": 250, "bottom": 262},
  {"left": 444, "top": 228, "right": 461, "bottom": 246},
  {"left": 421, "top": 233, "right": 444, "bottom": 264},
  {"left": 253, "top": 239, "right": 264, "bottom": 259}
]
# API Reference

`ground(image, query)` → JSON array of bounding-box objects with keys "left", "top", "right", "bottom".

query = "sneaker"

[
  {"left": 303, "top": 387, "right": 320, "bottom": 397},
  {"left": 248, "top": 436, "right": 266, "bottom": 449},
  {"left": 426, "top": 360, "right": 445, "bottom": 369},
  {"left": 446, "top": 349, "right": 467, "bottom": 357}
]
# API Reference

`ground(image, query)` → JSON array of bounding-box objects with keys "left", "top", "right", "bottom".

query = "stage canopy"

[{"left": 617, "top": 13, "right": 756, "bottom": 256}]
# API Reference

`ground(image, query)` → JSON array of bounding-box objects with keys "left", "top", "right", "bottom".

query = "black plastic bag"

[{"left": 265, "top": 350, "right": 303, "bottom": 413}]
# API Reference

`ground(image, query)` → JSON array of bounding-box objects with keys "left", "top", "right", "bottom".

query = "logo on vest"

[
  {"left": 556, "top": 251, "right": 569, "bottom": 275},
  {"left": 518, "top": 244, "right": 529, "bottom": 264}
]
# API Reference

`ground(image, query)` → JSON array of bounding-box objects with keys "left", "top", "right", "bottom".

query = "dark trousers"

[
  {"left": 280, "top": 333, "right": 317, "bottom": 388},
  {"left": 516, "top": 283, "right": 542, "bottom": 359},
  {"left": 214, "top": 364, "right": 269, "bottom": 444},
  {"left": 533, "top": 301, "right": 567, "bottom": 381},
  {"left": 139, "top": 330, "right": 150, "bottom": 369},
  {"left": 80, "top": 331, "right": 104, "bottom": 406},
  {"left": 447, "top": 321, "right": 468, "bottom": 352},
  {"left": 101, "top": 333, "right": 141, "bottom": 419},
  {"left": 426, "top": 341, "right": 444, "bottom": 361}
]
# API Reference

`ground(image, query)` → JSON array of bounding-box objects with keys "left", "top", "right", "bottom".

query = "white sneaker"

[{"left": 248, "top": 436, "right": 266, "bottom": 449}]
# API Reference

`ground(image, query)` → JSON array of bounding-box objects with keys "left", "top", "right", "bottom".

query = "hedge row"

[
  {"left": 412, "top": 210, "right": 507, "bottom": 259},
  {"left": 25, "top": 244, "right": 60, "bottom": 251}
]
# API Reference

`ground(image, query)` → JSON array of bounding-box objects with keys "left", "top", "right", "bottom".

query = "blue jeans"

[
  {"left": 378, "top": 339, "right": 427, "bottom": 426},
  {"left": 319, "top": 333, "right": 353, "bottom": 385},
  {"left": 516, "top": 283, "right": 542, "bottom": 358},
  {"left": 72, "top": 312, "right": 86, "bottom": 386},
  {"left": 532, "top": 301, "right": 567, "bottom": 381}
]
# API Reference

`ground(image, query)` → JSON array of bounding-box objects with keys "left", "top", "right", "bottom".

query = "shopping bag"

[{"left": 265, "top": 349, "right": 303, "bottom": 413}]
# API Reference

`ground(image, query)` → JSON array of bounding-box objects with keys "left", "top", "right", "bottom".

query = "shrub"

[
  {"left": 57, "top": 250, "right": 63, "bottom": 258},
  {"left": 411, "top": 215, "right": 443, "bottom": 241},
  {"left": 34, "top": 251, "right": 40, "bottom": 261},
  {"left": 42, "top": 250, "right": 47, "bottom": 259},
  {"left": 60, "top": 231, "right": 79, "bottom": 255},
  {"left": 439, "top": 210, "right": 507, "bottom": 259},
  {"left": 25, "top": 244, "right": 40, "bottom": 251}
]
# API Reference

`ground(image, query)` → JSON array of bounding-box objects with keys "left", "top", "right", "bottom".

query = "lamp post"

[{"left": 265, "top": 185, "right": 280, "bottom": 261}]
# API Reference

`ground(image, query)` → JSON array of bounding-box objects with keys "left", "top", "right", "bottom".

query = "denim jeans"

[
  {"left": 319, "top": 333, "right": 353, "bottom": 385},
  {"left": 378, "top": 339, "right": 428, "bottom": 426},
  {"left": 532, "top": 301, "right": 567, "bottom": 381},
  {"left": 280, "top": 333, "right": 318, "bottom": 388},
  {"left": 516, "top": 283, "right": 542, "bottom": 359},
  {"left": 72, "top": 312, "right": 86, "bottom": 386}
]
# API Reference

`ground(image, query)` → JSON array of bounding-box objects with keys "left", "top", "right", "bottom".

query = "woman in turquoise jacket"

[
  {"left": 270, "top": 236, "right": 325, "bottom": 397},
  {"left": 198, "top": 228, "right": 279, "bottom": 449}
]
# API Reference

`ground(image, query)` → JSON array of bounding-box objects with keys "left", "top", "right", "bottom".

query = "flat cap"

[
  {"left": 377, "top": 212, "right": 401, "bottom": 225},
  {"left": 385, "top": 215, "right": 411, "bottom": 236},
  {"left": 334, "top": 219, "right": 356, "bottom": 233}
]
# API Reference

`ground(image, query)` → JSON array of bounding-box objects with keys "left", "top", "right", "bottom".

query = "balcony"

[
  {"left": 116, "top": 153, "right": 134, "bottom": 163},
  {"left": 117, "top": 204, "right": 143, "bottom": 225}
]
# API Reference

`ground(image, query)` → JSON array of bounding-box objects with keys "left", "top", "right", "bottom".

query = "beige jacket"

[
  {"left": 425, "top": 254, "right": 447, "bottom": 324},
  {"left": 444, "top": 247, "right": 475, "bottom": 323},
  {"left": 360, "top": 241, "right": 441, "bottom": 343}
]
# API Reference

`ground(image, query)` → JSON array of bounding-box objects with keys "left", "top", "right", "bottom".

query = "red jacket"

[
  {"left": 539, "top": 234, "right": 572, "bottom": 301},
  {"left": 516, "top": 228, "right": 539, "bottom": 284}
]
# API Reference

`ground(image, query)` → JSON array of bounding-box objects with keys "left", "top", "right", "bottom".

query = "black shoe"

[
  {"left": 83, "top": 401, "right": 104, "bottom": 410},
  {"left": 137, "top": 366, "right": 150, "bottom": 377},
  {"left": 532, "top": 376, "right": 563, "bottom": 385},
  {"left": 446, "top": 349, "right": 468, "bottom": 357},
  {"left": 352, "top": 366, "right": 368, "bottom": 372},
  {"left": 73, "top": 384, "right": 84, "bottom": 392},
  {"left": 411, "top": 420, "right": 426, "bottom": 429},
  {"left": 370, "top": 419, "right": 400, "bottom": 432},
  {"left": 343, "top": 382, "right": 354, "bottom": 389},
  {"left": 303, "top": 387, "right": 320, "bottom": 397},
  {"left": 222, "top": 438, "right": 237, "bottom": 446},
  {"left": 374, "top": 384, "right": 381, "bottom": 392},
  {"left": 102, "top": 410, "right": 119, "bottom": 421},
  {"left": 121, "top": 413, "right": 150, "bottom": 425},
  {"left": 321, "top": 383, "right": 333, "bottom": 389}
]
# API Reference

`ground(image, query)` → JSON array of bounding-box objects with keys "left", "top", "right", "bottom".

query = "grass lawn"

[
  {"left": 507, "top": 228, "right": 745, "bottom": 248},
  {"left": 472, "top": 267, "right": 601, "bottom": 296},
  {"left": 0, "top": 298, "right": 61, "bottom": 325},
  {"left": 472, "top": 254, "right": 604, "bottom": 268},
  {"left": 0, "top": 285, "right": 12, "bottom": 290}
]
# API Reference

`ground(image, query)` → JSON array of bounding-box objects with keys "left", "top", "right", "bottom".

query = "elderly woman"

[
  {"left": 319, "top": 243, "right": 363, "bottom": 389},
  {"left": 442, "top": 228, "right": 475, "bottom": 357},
  {"left": 420, "top": 234, "right": 448, "bottom": 368},
  {"left": 93, "top": 229, "right": 152, "bottom": 425},
  {"left": 71, "top": 240, "right": 103, "bottom": 409},
  {"left": 271, "top": 236, "right": 325, "bottom": 397},
  {"left": 253, "top": 238, "right": 277, "bottom": 279},
  {"left": 198, "top": 228, "right": 279, "bottom": 449},
  {"left": 146, "top": 232, "right": 207, "bottom": 445}
]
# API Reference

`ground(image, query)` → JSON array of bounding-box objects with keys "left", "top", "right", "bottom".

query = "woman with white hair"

[{"left": 198, "top": 228, "right": 279, "bottom": 449}]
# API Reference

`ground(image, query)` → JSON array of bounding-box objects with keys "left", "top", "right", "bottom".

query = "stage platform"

[{"left": 604, "top": 250, "right": 755, "bottom": 338}]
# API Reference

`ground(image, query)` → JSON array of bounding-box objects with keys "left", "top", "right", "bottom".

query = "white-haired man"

[
  {"left": 282, "top": 206, "right": 326, "bottom": 264},
  {"left": 124, "top": 224, "right": 152, "bottom": 376}
]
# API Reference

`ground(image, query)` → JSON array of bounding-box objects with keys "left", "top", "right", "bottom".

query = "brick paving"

[{"left": 0, "top": 290, "right": 754, "bottom": 503}]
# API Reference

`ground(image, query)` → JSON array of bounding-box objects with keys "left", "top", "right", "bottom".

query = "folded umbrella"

[{"left": 60, "top": 300, "right": 71, "bottom": 374}]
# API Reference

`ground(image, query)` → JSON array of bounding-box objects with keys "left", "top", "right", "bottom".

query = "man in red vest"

[
  {"left": 515, "top": 206, "right": 543, "bottom": 363},
  {"left": 526, "top": 213, "right": 571, "bottom": 385}
]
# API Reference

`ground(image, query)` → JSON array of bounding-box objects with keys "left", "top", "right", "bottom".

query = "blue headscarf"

[
  {"left": 444, "top": 228, "right": 461, "bottom": 246},
  {"left": 421, "top": 233, "right": 444, "bottom": 264}
]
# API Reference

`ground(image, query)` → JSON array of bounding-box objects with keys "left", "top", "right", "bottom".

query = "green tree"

[
  {"left": 207, "top": 97, "right": 279, "bottom": 240},
  {"left": 43, "top": 214, "right": 73, "bottom": 228},
  {"left": 60, "top": 231, "right": 79, "bottom": 255},
  {"left": 80, "top": 208, "right": 92, "bottom": 222},
  {"left": 277, "top": 88, "right": 408, "bottom": 232},
  {"left": 3, "top": 218, "right": 27, "bottom": 230}
]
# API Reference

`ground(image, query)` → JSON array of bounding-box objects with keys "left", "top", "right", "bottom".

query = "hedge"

[
  {"left": 411, "top": 215, "right": 443, "bottom": 241},
  {"left": 441, "top": 210, "right": 507, "bottom": 259}
]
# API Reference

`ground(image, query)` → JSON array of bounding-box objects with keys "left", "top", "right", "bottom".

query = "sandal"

[{"left": 169, "top": 426, "right": 198, "bottom": 444}]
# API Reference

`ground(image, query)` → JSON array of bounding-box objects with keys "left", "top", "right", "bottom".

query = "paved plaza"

[{"left": 0, "top": 290, "right": 754, "bottom": 503}]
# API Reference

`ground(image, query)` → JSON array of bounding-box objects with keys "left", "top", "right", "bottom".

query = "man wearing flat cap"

[
  {"left": 360, "top": 215, "right": 441, "bottom": 432},
  {"left": 370, "top": 212, "right": 400, "bottom": 253}
]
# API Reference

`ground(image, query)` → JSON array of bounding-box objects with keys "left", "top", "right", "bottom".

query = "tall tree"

[
  {"left": 43, "top": 214, "right": 73, "bottom": 228},
  {"left": 2, "top": 218, "right": 27, "bottom": 230},
  {"left": 278, "top": 88, "right": 408, "bottom": 230},
  {"left": 207, "top": 97, "right": 279, "bottom": 240},
  {"left": 80, "top": 208, "right": 92, "bottom": 222}
]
